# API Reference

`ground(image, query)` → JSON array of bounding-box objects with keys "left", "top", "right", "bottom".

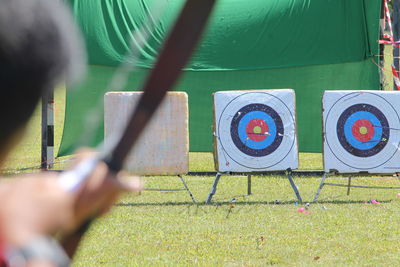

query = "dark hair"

[{"left": 0, "top": 0, "right": 85, "bottom": 148}]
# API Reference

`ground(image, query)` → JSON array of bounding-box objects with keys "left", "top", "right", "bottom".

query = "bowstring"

[
  {"left": 58, "top": 0, "right": 193, "bottom": 193},
  {"left": 71, "top": 0, "right": 169, "bottom": 156}
]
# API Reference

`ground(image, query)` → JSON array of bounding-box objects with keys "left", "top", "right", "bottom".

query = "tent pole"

[
  {"left": 380, "top": 0, "right": 386, "bottom": 90},
  {"left": 393, "top": 0, "right": 400, "bottom": 90}
]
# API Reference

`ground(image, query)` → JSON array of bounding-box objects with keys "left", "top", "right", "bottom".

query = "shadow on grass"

[{"left": 115, "top": 199, "right": 393, "bottom": 207}]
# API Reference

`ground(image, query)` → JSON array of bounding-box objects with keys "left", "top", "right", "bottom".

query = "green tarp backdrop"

[{"left": 59, "top": 0, "right": 381, "bottom": 156}]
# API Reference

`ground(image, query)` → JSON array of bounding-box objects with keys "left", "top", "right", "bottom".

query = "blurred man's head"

[{"left": 0, "top": 0, "right": 85, "bottom": 159}]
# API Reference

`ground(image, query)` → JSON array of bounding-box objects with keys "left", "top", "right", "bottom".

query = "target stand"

[
  {"left": 206, "top": 169, "right": 302, "bottom": 204},
  {"left": 143, "top": 174, "right": 196, "bottom": 203},
  {"left": 313, "top": 173, "right": 400, "bottom": 202},
  {"left": 313, "top": 90, "right": 400, "bottom": 202},
  {"left": 207, "top": 90, "right": 302, "bottom": 204}
]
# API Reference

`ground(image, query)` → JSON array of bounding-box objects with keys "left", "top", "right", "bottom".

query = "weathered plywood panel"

[{"left": 105, "top": 92, "right": 189, "bottom": 175}]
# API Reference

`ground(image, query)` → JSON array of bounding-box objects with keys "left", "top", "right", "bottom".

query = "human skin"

[{"left": 0, "top": 148, "right": 142, "bottom": 264}]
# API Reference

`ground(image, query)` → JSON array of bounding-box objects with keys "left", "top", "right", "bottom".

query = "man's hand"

[
  {"left": 69, "top": 150, "right": 143, "bottom": 230},
  {"left": 0, "top": 150, "right": 142, "bottom": 249},
  {"left": 0, "top": 173, "right": 73, "bottom": 247}
]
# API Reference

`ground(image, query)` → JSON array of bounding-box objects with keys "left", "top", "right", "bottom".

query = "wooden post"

[
  {"left": 347, "top": 177, "right": 352, "bottom": 196},
  {"left": 247, "top": 175, "right": 252, "bottom": 195}
]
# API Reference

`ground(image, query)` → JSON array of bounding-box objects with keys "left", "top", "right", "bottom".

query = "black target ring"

[
  {"left": 337, "top": 103, "right": 389, "bottom": 158},
  {"left": 230, "top": 103, "right": 284, "bottom": 157}
]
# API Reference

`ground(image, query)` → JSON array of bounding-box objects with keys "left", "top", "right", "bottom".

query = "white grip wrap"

[{"left": 58, "top": 157, "right": 99, "bottom": 192}]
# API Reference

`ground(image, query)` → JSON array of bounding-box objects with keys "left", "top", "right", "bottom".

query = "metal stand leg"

[
  {"left": 313, "top": 173, "right": 327, "bottom": 202},
  {"left": 247, "top": 175, "right": 252, "bottom": 195},
  {"left": 287, "top": 170, "right": 302, "bottom": 204},
  {"left": 347, "top": 177, "right": 352, "bottom": 196},
  {"left": 206, "top": 173, "right": 222, "bottom": 204},
  {"left": 178, "top": 175, "right": 196, "bottom": 203}
]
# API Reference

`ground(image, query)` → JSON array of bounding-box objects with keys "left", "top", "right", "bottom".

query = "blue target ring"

[
  {"left": 230, "top": 103, "right": 283, "bottom": 157},
  {"left": 337, "top": 103, "right": 389, "bottom": 157},
  {"left": 343, "top": 111, "right": 382, "bottom": 150},
  {"left": 237, "top": 111, "right": 277, "bottom": 150}
]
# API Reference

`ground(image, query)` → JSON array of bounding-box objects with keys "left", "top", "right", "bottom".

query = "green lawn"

[
  {"left": 6, "top": 115, "right": 400, "bottom": 267},
  {"left": 73, "top": 174, "right": 400, "bottom": 266},
  {"left": 3, "top": 49, "right": 400, "bottom": 265}
]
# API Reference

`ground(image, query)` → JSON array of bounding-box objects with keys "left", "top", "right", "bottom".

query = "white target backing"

[
  {"left": 323, "top": 90, "right": 400, "bottom": 173},
  {"left": 213, "top": 89, "right": 298, "bottom": 172}
]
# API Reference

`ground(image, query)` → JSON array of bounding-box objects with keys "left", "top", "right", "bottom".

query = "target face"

[
  {"left": 214, "top": 90, "right": 298, "bottom": 172},
  {"left": 230, "top": 103, "right": 284, "bottom": 157},
  {"left": 324, "top": 91, "right": 400, "bottom": 173},
  {"left": 337, "top": 104, "right": 389, "bottom": 157}
]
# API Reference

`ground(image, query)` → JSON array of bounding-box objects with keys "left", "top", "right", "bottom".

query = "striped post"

[{"left": 41, "top": 91, "right": 54, "bottom": 170}]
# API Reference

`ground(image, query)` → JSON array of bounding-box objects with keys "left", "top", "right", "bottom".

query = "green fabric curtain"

[{"left": 59, "top": 0, "right": 381, "bottom": 156}]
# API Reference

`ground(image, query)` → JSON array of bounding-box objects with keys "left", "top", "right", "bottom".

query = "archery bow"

[{"left": 60, "top": 0, "right": 216, "bottom": 257}]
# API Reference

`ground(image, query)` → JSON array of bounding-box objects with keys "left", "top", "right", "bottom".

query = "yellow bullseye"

[
  {"left": 253, "top": 126, "right": 262, "bottom": 134},
  {"left": 359, "top": 126, "right": 368, "bottom": 135}
]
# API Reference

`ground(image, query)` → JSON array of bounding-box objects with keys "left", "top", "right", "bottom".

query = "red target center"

[
  {"left": 246, "top": 119, "right": 269, "bottom": 141},
  {"left": 352, "top": 119, "right": 374, "bottom": 142}
]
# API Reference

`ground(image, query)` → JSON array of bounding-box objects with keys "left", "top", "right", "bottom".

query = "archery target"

[
  {"left": 323, "top": 90, "right": 400, "bottom": 173},
  {"left": 214, "top": 89, "right": 298, "bottom": 172}
]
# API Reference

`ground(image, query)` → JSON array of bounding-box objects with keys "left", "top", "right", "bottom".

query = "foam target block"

[
  {"left": 213, "top": 89, "right": 298, "bottom": 172},
  {"left": 323, "top": 90, "right": 400, "bottom": 174},
  {"left": 104, "top": 92, "right": 189, "bottom": 175}
]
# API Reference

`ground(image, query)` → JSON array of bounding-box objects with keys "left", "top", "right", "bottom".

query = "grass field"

[
  {"left": 6, "top": 112, "right": 400, "bottom": 267},
  {"left": 72, "top": 175, "right": 400, "bottom": 267},
  {"left": 3, "top": 48, "right": 400, "bottom": 266}
]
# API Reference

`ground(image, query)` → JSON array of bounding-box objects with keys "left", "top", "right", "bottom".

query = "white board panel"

[
  {"left": 323, "top": 90, "right": 400, "bottom": 173},
  {"left": 214, "top": 89, "right": 298, "bottom": 172},
  {"left": 104, "top": 92, "right": 189, "bottom": 175}
]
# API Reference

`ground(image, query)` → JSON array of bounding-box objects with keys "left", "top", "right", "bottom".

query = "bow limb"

[{"left": 60, "top": 0, "right": 216, "bottom": 258}]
